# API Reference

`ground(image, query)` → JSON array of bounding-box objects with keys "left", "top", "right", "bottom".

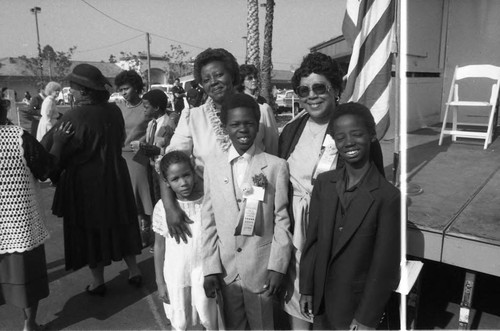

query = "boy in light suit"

[{"left": 202, "top": 93, "right": 292, "bottom": 330}]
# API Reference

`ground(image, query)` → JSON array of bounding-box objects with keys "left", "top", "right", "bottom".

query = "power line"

[
  {"left": 75, "top": 34, "right": 144, "bottom": 54},
  {"left": 80, "top": 0, "right": 146, "bottom": 33},
  {"left": 79, "top": 0, "right": 206, "bottom": 51},
  {"left": 150, "top": 33, "right": 205, "bottom": 50},
  {"left": 79, "top": 0, "right": 298, "bottom": 67}
]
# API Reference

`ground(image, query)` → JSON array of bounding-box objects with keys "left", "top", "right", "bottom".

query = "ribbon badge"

[{"left": 239, "top": 173, "right": 268, "bottom": 236}]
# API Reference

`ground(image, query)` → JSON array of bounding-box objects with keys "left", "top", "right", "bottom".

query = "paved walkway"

[{"left": 0, "top": 182, "right": 173, "bottom": 330}]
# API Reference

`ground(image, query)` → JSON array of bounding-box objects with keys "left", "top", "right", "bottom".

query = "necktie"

[{"left": 148, "top": 119, "right": 157, "bottom": 144}]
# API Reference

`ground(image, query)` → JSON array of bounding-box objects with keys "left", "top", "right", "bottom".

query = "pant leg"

[
  {"left": 221, "top": 277, "right": 248, "bottom": 330},
  {"left": 242, "top": 285, "right": 274, "bottom": 330}
]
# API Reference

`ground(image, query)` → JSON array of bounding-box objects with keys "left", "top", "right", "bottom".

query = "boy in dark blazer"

[{"left": 299, "top": 102, "right": 400, "bottom": 330}]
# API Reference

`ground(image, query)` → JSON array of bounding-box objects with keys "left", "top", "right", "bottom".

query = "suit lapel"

[
  {"left": 330, "top": 165, "right": 380, "bottom": 259},
  {"left": 212, "top": 156, "right": 240, "bottom": 211},
  {"left": 321, "top": 173, "right": 339, "bottom": 257}
]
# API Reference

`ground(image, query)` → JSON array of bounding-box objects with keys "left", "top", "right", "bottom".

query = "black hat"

[{"left": 66, "top": 64, "right": 111, "bottom": 91}]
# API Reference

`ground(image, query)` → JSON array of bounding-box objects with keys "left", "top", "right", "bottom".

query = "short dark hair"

[
  {"left": 220, "top": 93, "right": 261, "bottom": 125},
  {"left": 174, "top": 78, "right": 180, "bottom": 83},
  {"left": 193, "top": 48, "right": 239, "bottom": 86},
  {"left": 159, "top": 151, "right": 194, "bottom": 181},
  {"left": 114, "top": 70, "right": 144, "bottom": 94},
  {"left": 331, "top": 102, "right": 376, "bottom": 136},
  {"left": 142, "top": 89, "right": 168, "bottom": 112},
  {"left": 237, "top": 64, "right": 259, "bottom": 92},
  {"left": 292, "top": 52, "right": 344, "bottom": 95}
]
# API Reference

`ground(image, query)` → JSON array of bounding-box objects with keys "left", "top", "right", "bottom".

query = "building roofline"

[{"left": 309, "top": 35, "right": 346, "bottom": 52}]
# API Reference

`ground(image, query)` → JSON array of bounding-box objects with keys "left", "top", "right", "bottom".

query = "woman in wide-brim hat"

[{"left": 41, "top": 63, "right": 143, "bottom": 296}]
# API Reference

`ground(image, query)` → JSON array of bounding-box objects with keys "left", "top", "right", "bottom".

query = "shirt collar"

[{"left": 227, "top": 144, "right": 256, "bottom": 164}]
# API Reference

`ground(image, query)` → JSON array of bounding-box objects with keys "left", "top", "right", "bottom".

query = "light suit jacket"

[{"left": 201, "top": 147, "right": 292, "bottom": 293}]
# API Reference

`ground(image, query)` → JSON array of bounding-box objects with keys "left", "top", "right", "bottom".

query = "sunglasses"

[{"left": 296, "top": 83, "right": 331, "bottom": 98}]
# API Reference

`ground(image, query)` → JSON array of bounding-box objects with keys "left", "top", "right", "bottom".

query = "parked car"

[
  {"left": 276, "top": 90, "right": 302, "bottom": 114},
  {"left": 108, "top": 92, "right": 124, "bottom": 103},
  {"left": 56, "top": 87, "right": 71, "bottom": 105}
]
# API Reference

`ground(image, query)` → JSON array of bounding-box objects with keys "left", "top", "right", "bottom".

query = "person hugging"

[
  {"left": 152, "top": 151, "right": 217, "bottom": 330},
  {"left": 201, "top": 93, "right": 292, "bottom": 330},
  {"left": 299, "top": 102, "right": 400, "bottom": 330}
]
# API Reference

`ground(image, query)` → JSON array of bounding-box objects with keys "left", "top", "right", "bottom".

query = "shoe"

[
  {"left": 85, "top": 284, "right": 106, "bottom": 296},
  {"left": 128, "top": 275, "right": 143, "bottom": 288}
]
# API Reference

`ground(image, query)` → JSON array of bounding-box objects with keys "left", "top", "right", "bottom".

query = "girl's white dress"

[
  {"left": 152, "top": 198, "right": 217, "bottom": 331},
  {"left": 36, "top": 95, "right": 58, "bottom": 141}
]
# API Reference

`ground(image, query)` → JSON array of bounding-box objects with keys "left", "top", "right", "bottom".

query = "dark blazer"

[{"left": 299, "top": 164, "right": 400, "bottom": 329}]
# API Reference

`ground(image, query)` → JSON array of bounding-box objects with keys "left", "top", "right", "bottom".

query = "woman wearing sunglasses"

[{"left": 278, "top": 52, "right": 384, "bottom": 330}]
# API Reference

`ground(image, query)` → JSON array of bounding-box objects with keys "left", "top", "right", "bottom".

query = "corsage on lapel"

[{"left": 235, "top": 173, "right": 268, "bottom": 236}]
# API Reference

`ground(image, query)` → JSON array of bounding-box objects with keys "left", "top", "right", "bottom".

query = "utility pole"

[
  {"left": 146, "top": 33, "right": 151, "bottom": 90},
  {"left": 30, "top": 6, "right": 43, "bottom": 81}
]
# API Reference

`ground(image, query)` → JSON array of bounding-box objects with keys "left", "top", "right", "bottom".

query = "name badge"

[
  {"left": 241, "top": 199, "right": 259, "bottom": 236},
  {"left": 243, "top": 186, "right": 265, "bottom": 201}
]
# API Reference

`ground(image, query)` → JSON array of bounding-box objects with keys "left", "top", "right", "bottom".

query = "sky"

[{"left": 0, "top": 0, "right": 346, "bottom": 71}]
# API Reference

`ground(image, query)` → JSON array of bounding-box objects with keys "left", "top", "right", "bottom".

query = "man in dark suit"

[{"left": 24, "top": 88, "right": 45, "bottom": 136}]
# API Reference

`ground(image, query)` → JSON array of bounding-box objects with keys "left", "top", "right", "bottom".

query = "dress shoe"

[
  {"left": 128, "top": 275, "right": 143, "bottom": 288},
  {"left": 85, "top": 284, "right": 106, "bottom": 296}
]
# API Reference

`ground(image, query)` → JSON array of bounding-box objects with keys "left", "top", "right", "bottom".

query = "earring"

[{"left": 335, "top": 96, "right": 340, "bottom": 102}]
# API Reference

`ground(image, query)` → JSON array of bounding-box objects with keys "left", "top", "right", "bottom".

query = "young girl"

[
  {"left": 299, "top": 102, "right": 400, "bottom": 330},
  {"left": 153, "top": 151, "right": 217, "bottom": 331}
]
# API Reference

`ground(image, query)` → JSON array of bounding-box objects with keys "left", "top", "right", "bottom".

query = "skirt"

[
  {"left": 122, "top": 151, "right": 153, "bottom": 216},
  {"left": 63, "top": 221, "right": 142, "bottom": 271},
  {"left": 0, "top": 245, "right": 49, "bottom": 308}
]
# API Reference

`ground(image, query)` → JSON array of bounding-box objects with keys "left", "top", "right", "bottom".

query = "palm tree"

[
  {"left": 260, "top": 0, "right": 275, "bottom": 105},
  {"left": 246, "top": 0, "right": 260, "bottom": 72}
]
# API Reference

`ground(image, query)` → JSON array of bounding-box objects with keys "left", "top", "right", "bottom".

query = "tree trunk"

[
  {"left": 246, "top": 0, "right": 260, "bottom": 72},
  {"left": 261, "top": 0, "right": 275, "bottom": 106}
]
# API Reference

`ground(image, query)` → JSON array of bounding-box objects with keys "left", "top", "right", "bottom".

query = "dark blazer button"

[
  {"left": 237, "top": 248, "right": 242, "bottom": 252},
  {"left": 237, "top": 199, "right": 241, "bottom": 203}
]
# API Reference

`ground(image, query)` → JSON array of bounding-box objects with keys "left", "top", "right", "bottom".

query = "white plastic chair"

[{"left": 438, "top": 64, "right": 500, "bottom": 149}]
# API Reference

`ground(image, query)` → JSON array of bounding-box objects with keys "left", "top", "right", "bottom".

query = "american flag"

[{"left": 341, "top": 0, "right": 396, "bottom": 139}]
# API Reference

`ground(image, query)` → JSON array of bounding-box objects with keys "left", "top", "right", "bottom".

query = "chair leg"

[
  {"left": 439, "top": 104, "right": 451, "bottom": 146},
  {"left": 452, "top": 106, "right": 458, "bottom": 142},
  {"left": 484, "top": 106, "right": 496, "bottom": 149}
]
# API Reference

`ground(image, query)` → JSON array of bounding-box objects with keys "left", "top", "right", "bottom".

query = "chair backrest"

[
  {"left": 450, "top": 65, "right": 500, "bottom": 104},
  {"left": 455, "top": 64, "right": 500, "bottom": 81}
]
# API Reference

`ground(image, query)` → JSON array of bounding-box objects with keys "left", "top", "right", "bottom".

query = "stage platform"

[
  {"left": 406, "top": 127, "right": 500, "bottom": 274},
  {"left": 404, "top": 126, "right": 500, "bottom": 329}
]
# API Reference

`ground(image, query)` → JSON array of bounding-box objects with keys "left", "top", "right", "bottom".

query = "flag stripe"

[
  {"left": 344, "top": 1, "right": 395, "bottom": 99},
  {"left": 341, "top": 0, "right": 396, "bottom": 139},
  {"left": 351, "top": 29, "right": 394, "bottom": 102},
  {"left": 359, "top": 59, "right": 393, "bottom": 114}
]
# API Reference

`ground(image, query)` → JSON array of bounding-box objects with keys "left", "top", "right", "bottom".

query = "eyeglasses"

[
  {"left": 296, "top": 83, "right": 331, "bottom": 98},
  {"left": 245, "top": 76, "right": 258, "bottom": 81}
]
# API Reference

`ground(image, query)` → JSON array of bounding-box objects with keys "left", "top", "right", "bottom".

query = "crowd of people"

[{"left": 0, "top": 48, "right": 400, "bottom": 331}]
